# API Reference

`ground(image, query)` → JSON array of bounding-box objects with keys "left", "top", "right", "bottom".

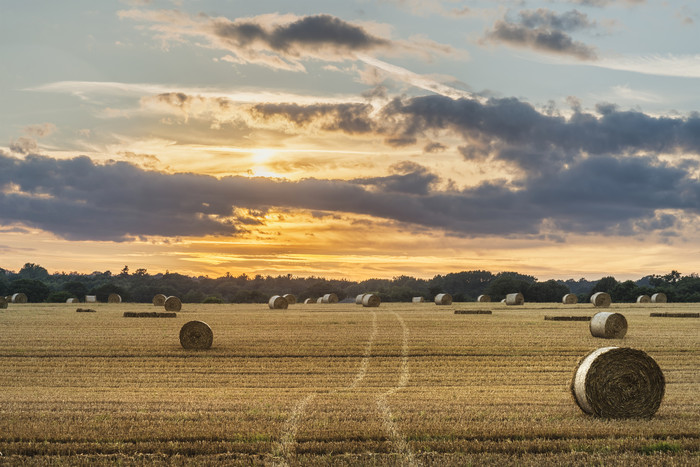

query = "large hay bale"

[
  {"left": 571, "top": 347, "right": 665, "bottom": 419},
  {"left": 412, "top": 296, "right": 424, "bottom": 303},
  {"left": 322, "top": 293, "right": 339, "bottom": 304},
  {"left": 362, "top": 293, "right": 381, "bottom": 307},
  {"left": 66, "top": 298, "right": 78, "bottom": 304},
  {"left": 268, "top": 295, "right": 289, "bottom": 310},
  {"left": 0, "top": 296, "right": 7, "bottom": 309},
  {"left": 651, "top": 293, "right": 667, "bottom": 303},
  {"left": 590, "top": 292, "right": 611, "bottom": 308},
  {"left": 11, "top": 293, "right": 27, "bottom": 304},
  {"left": 316, "top": 297, "right": 323, "bottom": 304},
  {"left": 636, "top": 295, "right": 650, "bottom": 304},
  {"left": 355, "top": 294, "right": 366, "bottom": 305},
  {"left": 562, "top": 293, "right": 578, "bottom": 304},
  {"left": 179, "top": 321, "right": 213, "bottom": 350},
  {"left": 590, "top": 312, "right": 628, "bottom": 339},
  {"left": 164, "top": 296, "right": 182, "bottom": 312},
  {"left": 107, "top": 293, "right": 122, "bottom": 304},
  {"left": 434, "top": 293, "right": 452, "bottom": 305},
  {"left": 282, "top": 294, "right": 296, "bottom": 305},
  {"left": 477, "top": 294, "right": 491, "bottom": 303},
  {"left": 85, "top": 295, "right": 97, "bottom": 303},
  {"left": 304, "top": 298, "right": 314, "bottom": 304},
  {"left": 505, "top": 293, "right": 524, "bottom": 306},
  {"left": 152, "top": 294, "right": 167, "bottom": 306}
]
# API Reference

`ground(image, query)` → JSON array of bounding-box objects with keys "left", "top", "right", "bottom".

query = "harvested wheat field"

[{"left": 0, "top": 302, "right": 698, "bottom": 466}]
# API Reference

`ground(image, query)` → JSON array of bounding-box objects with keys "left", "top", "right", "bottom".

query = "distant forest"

[{"left": 2, "top": 263, "right": 698, "bottom": 304}]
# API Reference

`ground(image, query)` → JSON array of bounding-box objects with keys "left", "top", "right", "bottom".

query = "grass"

[{"left": 0, "top": 301, "right": 698, "bottom": 466}]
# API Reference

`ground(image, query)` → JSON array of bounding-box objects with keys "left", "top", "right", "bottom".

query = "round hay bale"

[
  {"left": 362, "top": 293, "right": 381, "bottom": 307},
  {"left": 571, "top": 347, "right": 665, "bottom": 419},
  {"left": 152, "top": 294, "right": 167, "bottom": 306},
  {"left": 268, "top": 295, "right": 289, "bottom": 310},
  {"left": 636, "top": 294, "right": 650, "bottom": 304},
  {"left": 412, "top": 296, "right": 424, "bottom": 303},
  {"left": 164, "top": 296, "right": 182, "bottom": 312},
  {"left": 66, "top": 298, "right": 78, "bottom": 304},
  {"left": 107, "top": 293, "right": 122, "bottom": 303},
  {"left": 322, "top": 293, "right": 339, "bottom": 304},
  {"left": 316, "top": 297, "right": 324, "bottom": 304},
  {"left": 590, "top": 292, "right": 611, "bottom": 308},
  {"left": 0, "top": 296, "right": 7, "bottom": 309},
  {"left": 505, "top": 293, "right": 524, "bottom": 306},
  {"left": 355, "top": 294, "right": 366, "bottom": 305},
  {"left": 11, "top": 293, "right": 28, "bottom": 304},
  {"left": 590, "top": 312, "right": 628, "bottom": 339},
  {"left": 179, "top": 321, "right": 213, "bottom": 350},
  {"left": 304, "top": 298, "right": 314, "bottom": 304},
  {"left": 477, "top": 294, "right": 491, "bottom": 303},
  {"left": 434, "top": 293, "right": 452, "bottom": 305},
  {"left": 651, "top": 293, "right": 667, "bottom": 303},
  {"left": 282, "top": 294, "right": 296, "bottom": 305},
  {"left": 500, "top": 299, "right": 506, "bottom": 303},
  {"left": 562, "top": 293, "right": 578, "bottom": 305}
]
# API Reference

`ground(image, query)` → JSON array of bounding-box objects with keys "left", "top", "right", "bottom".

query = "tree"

[
  {"left": 18, "top": 263, "right": 49, "bottom": 281},
  {"left": 484, "top": 273, "right": 533, "bottom": 301},
  {"left": 590, "top": 276, "right": 618, "bottom": 295},
  {"left": 525, "top": 280, "right": 570, "bottom": 302},
  {"left": 611, "top": 280, "right": 640, "bottom": 302},
  {"left": 9, "top": 279, "right": 50, "bottom": 302},
  {"left": 62, "top": 281, "right": 88, "bottom": 299}
]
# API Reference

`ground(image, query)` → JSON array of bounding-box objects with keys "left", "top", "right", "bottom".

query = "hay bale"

[
  {"left": 304, "top": 298, "right": 314, "bottom": 304},
  {"left": 505, "top": 293, "right": 524, "bottom": 306},
  {"left": 562, "top": 293, "right": 578, "bottom": 305},
  {"left": 76, "top": 308, "right": 96, "bottom": 313},
  {"left": 316, "top": 297, "right": 323, "bottom": 304},
  {"left": 500, "top": 299, "right": 506, "bottom": 303},
  {"left": 362, "top": 293, "right": 381, "bottom": 307},
  {"left": 66, "top": 298, "right": 78, "bottom": 304},
  {"left": 650, "top": 312, "right": 699, "bottom": 318},
  {"left": 85, "top": 295, "right": 97, "bottom": 303},
  {"left": 477, "top": 294, "right": 491, "bottom": 303},
  {"left": 0, "top": 296, "right": 8, "bottom": 309},
  {"left": 11, "top": 293, "right": 28, "bottom": 304},
  {"left": 282, "top": 294, "right": 296, "bottom": 305},
  {"left": 124, "top": 311, "right": 176, "bottom": 317},
  {"left": 164, "top": 296, "right": 182, "bottom": 312},
  {"left": 107, "top": 293, "right": 122, "bottom": 303},
  {"left": 651, "top": 293, "right": 667, "bottom": 303},
  {"left": 179, "top": 320, "right": 213, "bottom": 350},
  {"left": 434, "top": 293, "right": 452, "bottom": 305},
  {"left": 454, "top": 309, "right": 492, "bottom": 315},
  {"left": 152, "top": 294, "right": 167, "bottom": 306},
  {"left": 268, "top": 295, "right": 289, "bottom": 310},
  {"left": 590, "top": 312, "right": 628, "bottom": 339},
  {"left": 544, "top": 316, "right": 591, "bottom": 321},
  {"left": 412, "top": 296, "right": 424, "bottom": 303},
  {"left": 590, "top": 292, "right": 611, "bottom": 308},
  {"left": 355, "top": 294, "right": 366, "bottom": 305},
  {"left": 322, "top": 293, "right": 339, "bottom": 304},
  {"left": 636, "top": 295, "right": 650, "bottom": 304},
  {"left": 571, "top": 347, "right": 665, "bottom": 419}
]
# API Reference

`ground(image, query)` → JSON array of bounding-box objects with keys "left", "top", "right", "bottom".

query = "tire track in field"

[
  {"left": 269, "top": 311, "right": 378, "bottom": 466},
  {"left": 376, "top": 312, "right": 419, "bottom": 467}
]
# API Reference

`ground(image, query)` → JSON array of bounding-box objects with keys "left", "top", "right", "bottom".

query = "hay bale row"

[
  {"left": 562, "top": 293, "right": 578, "bottom": 304},
  {"left": 76, "top": 308, "right": 96, "bottom": 313},
  {"left": 107, "top": 293, "right": 122, "bottom": 304},
  {"left": 590, "top": 292, "right": 611, "bottom": 308},
  {"left": 268, "top": 295, "right": 289, "bottom": 310},
  {"left": 152, "top": 294, "right": 167, "bottom": 306},
  {"left": 362, "top": 293, "right": 381, "bottom": 307},
  {"left": 164, "top": 296, "right": 182, "bottom": 312},
  {"left": 412, "top": 296, "right": 424, "bottom": 303},
  {"left": 454, "top": 309, "right": 492, "bottom": 315},
  {"left": 11, "top": 293, "right": 27, "bottom": 304},
  {"left": 434, "top": 293, "right": 452, "bottom": 305},
  {"left": 636, "top": 294, "right": 651, "bottom": 304},
  {"left": 650, "top": 312, "right": 699, "bottom": 318},
  {"left": 651, "top": 293, "right": 667, "bottom": 303},
  {"left": 477, "top": 294, "right": 491, "bottom": 303},
  {"left": 544, "top": 316, "right": 591, "bottom": 321},
  {"left": 505, "top": 293, "right": 524, "bottom": 306},
  {"left": 571, "top": 346, "right": 665, "bottom": 419},
  {"left": 322, "top": 293, "right": 339, "bottom": 304},
  {"left": 179, "top": 320, "right": 213, "bottom": 350},
  {"left": 123, "top": 311, "right": 177, "bottom": 318},
  {"left": 590, "top": 312, "right": 628, "bottom": 339}
]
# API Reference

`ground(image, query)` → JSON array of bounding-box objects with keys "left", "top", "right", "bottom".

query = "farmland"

[{"left": 0, "top": 302, "right": 698, "bottom": 465}]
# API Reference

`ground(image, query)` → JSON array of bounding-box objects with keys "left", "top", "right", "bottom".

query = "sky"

[{"left": 1, "top": 0, "right": 700, "bottom": 281}]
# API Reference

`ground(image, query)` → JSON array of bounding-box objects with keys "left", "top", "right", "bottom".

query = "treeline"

[{"left": 1, "top": 264, "right": 697, "bottom": 304}]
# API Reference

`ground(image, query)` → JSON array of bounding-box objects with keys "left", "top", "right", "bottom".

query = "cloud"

[
  {"left": 567, "top": 0, "right": 645, "bottom": 6},
  {"left": 592, "top": 54, "right": 700, "bottom": 78},
  {"left": 23, "top": 123, "right": 57, "bottom": 138}
]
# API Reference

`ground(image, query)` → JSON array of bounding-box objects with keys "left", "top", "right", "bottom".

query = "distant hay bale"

[
  {"left": 303, "top": 298, "right": 314, "bottom": 304},
  {"left": 477, "top": 294, "right": 491, "bottom": 303},
  {"left": 282, "top": 294, "right": 296, "bottom": 305},
  {"left": 11, "top": 293, "right": 28, "bottom": 304},
  {"left": 76, "top": 308, "right": 96, "bottom": 313},
  {"left": 590, "top": 312, "right": 628, "bottom": 339},
  {"left": 66, "top": 298, "right": 78, "bottom": 304},
  {"left": 316, "top": 297, "right": 323, "bottom": 304},
  {"left": 571, "top": 347, "right": 665, "bottom": 419},
  {"left": 164, "top": 296, "right": 182, "bottom": 312},
  {"left": 107, "top": 293, "right": 122, "bottom": 304},
  {"left": 355, "top": 294, "right": 366, "bottom": 305},
  {"left": 412, "top": 297, "right": 424, "bottom": 303},
  {"left": 322, "top": 293, "right": 339, "bottom": 304},
  {"left": 651, "top": 293, "right": 667, "bottom": 303},
  {"left": 434, "top": 293, "right": 452, "bottom": 305},
  {"left": 268, "top": 295, "right": 289, "bottom": 310},
  {"left": 650, "top": 312, "right": 699, "bottom": 318},
  {"left": 590, "top": 292, "right": 612, "bottom": 308},
  {"left": 0, "top": 296, "right": 8, "bottom": 309},
  {"left": 85, "top": 295, "right": 97, "bottom": 303},
  {"left": 152, "top": 294, "right": 167, "bottom": 306},
  {"left": 454, "top": 309, "right": 492, "bottom": 315},
  {"left": 562, "top": 293, "right": 578, "bottom": 305},
  {"left": 123, "top": 311, "right": 176, "bottom": 318},
  {"left": 500, "top": 299, "right": 506, "bottom": 303},
  {"left": 544, "top": 315, "right": 591, "bottom": 321},
  {"left": 636, "top": 295, "right": 651, "bottom": 304},
  {"left": 179, "top": 320, "right": 213, "bottom": 350},
  {"left": 362, "top": 293, "right": 381, "bottom": 307},
  {"left": 505, "top": 293, "right": 524, "bottom": 306}
]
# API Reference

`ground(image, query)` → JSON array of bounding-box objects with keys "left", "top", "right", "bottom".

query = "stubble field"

[{"left": 0, "top": 301, "right": 698, "bottom": 466}]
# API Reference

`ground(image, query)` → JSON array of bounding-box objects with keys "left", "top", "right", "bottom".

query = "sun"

[{"left": 251, "top": 148, "right": 276, "bottom": 165}]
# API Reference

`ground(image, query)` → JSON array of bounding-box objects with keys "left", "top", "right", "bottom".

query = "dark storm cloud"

[{"left": 250, "top": 102, "right": 375, "bottom": 134}]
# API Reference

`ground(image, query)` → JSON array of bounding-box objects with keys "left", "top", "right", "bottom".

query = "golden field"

[{"left": 0, "top": 301, "right": 698, "bottom": 466}]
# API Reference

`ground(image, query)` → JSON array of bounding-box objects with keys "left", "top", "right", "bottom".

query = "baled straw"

[
  {"left": 152, "top": 294, "right": 166, "bottom": 306},
  {"left": 636, "top": 295, "right": 650, "bottom": 304},
  {"left": 179, "top": 320, "right": 213, "bottom": 350},
  {"left": 651, "top": 293, "right": 667, "bottom": 303},
  {"left": 355, "top": 294, "right": 366, "bottom": 305},
  {"left": 282, "top": 294, "right": 296, "bottom": 305},
  {"left": 322, "top": 293, "right": 339, "bottom": 304},
  {"left": 316, "top": 297, "right": 324, "bottom": 304},
  {"left": 562, "top": 293, "right": 578, "bottom": 304},
  {"left": 590, "top": 292, "right": 611, "bottom": 308},
  {"left": 123, "top": 312, "right": 176, "bottom": 318},
  {"left": 571, "top": 347, "right": 665, "bottom": 419},
  {"left": 434, "top": 293, "right": 452, "bottom": 305},
  {"left": 455, "top": 309, "right": 491, "bottom": 315},
  {"left": 85, "top": 295, "right": 97, "bottom": 303},
  {"left": 268, "top": 295, "right": 289, "bottom": 310},
  {"left": 108, "top": 293, "right": 122, "bottom": 303},
  {"left": 505, "top": 293, "right": 524, "bottom": 306},
  {"left": 303, "top": 298, "right": 314, "bottom": 304},
  {"left": 164, "top": 296, "right": 182, "bottom": 312},
  {"left": 362, "top": 293, "right": 381, "bottom": 307},
  {"left": 412, "top": 297, "right": 424, "bottom": 303},
  {"left": 544, "top": 315, "right": 590, "bottom": 321},
  {"left": 76, "top": 308, "right": 96, "bottom": 313},
  {"left": 0, "top": 296, "right": 8, "bottom": 309},
  {"left": 11, "top": 293, "right": 28, "bottom": 303},
  {"left": 650, "top": 312, "right": 699, "bottom": 318},
  {"left": 590, "top": 312, "right": 628, "bottom": 339},
  {"left": 66, "top": 298, "right": 78, "bottom": 304},
  {"left": 477, "top": 294, "right": 491, "bottom": 303}
]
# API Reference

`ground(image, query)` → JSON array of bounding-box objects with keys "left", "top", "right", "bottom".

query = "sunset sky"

[{"left": 2, "top": 0, "right": 700, "bottom": 281}]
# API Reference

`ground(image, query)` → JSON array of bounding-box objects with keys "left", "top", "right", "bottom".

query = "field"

[{"left": 0, "top": 301, "right": 698, "bottom": 466}]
